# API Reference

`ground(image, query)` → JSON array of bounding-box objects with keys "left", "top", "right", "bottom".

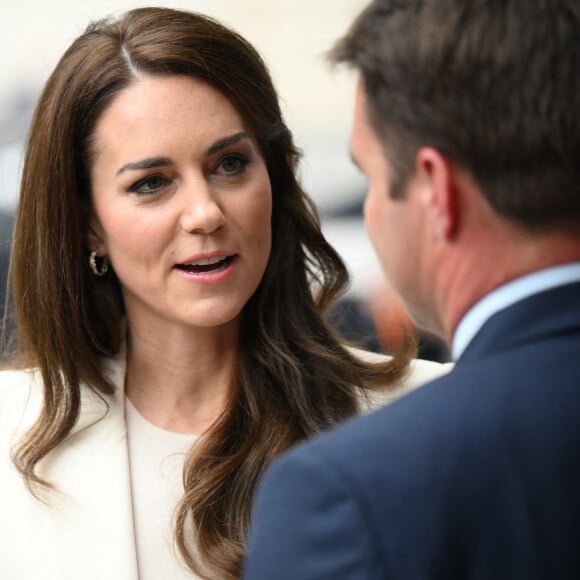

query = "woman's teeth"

[{"left": 178, "top": 256, "right": 231, "bottom": 273}]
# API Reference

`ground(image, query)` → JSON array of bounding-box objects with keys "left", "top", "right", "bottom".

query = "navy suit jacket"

[{"left": 244, "top": 282, "right": 580, "bottom": 579}]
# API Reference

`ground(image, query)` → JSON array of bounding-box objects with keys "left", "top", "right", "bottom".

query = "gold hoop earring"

[{"left": 89, "top": 250, "right": 109, "bottom": 276}]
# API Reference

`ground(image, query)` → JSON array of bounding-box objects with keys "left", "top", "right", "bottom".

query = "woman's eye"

[
  {"left": 217, "top": 154, "right": 250, "bottom": 176},
  {"left": 129, "top": 174, "right": 170, "bottom": 195}
]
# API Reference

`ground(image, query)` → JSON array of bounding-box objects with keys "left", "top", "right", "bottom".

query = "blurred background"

[{"left": 0, "top": 0, "right": 449, "bottom": 361}]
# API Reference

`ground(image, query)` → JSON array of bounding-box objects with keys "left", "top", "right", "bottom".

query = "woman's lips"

[
  {"left": 175, "top": 255, "right": 237, "bottom": 283},
  {"left": 177, "top": 255, "right": 232, "bottom": 273}
]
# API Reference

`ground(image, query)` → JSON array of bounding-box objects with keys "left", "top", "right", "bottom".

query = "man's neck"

[{"left": 441, "top": 231, "right": 580, "bottom": 347}]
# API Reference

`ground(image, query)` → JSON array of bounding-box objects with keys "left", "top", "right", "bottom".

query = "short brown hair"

[{"left": 332, "top": 0, "right": 580, "bottom": 231}]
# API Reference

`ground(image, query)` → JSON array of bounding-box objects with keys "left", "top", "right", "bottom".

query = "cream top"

[{"left": 125, "top": 397, "right": 199, "bottom": 580}]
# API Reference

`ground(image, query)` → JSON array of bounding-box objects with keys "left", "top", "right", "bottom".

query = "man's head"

[
  {"left": 333, "top": 0, "right": 580, "bottom": 230},
  {"left": 334, "top": 0, "right": 580, "bottom": 340}
]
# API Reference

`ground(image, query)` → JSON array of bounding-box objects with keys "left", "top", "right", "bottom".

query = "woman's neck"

[{"left": 123, "top": 322, "right": 239, "bottom": 435}]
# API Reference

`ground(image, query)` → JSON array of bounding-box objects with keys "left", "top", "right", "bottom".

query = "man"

[{"left": 243, "top": 1, "right": 580, "bottom": 578}]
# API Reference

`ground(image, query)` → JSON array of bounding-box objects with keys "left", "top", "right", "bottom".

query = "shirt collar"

[{"left": 452, "top": 262, "right": 580, "bottom": 360}]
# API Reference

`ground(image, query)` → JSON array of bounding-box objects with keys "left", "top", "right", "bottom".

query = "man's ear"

[{"left": 416, "top": 147, "right": 458, "bottom": 240}]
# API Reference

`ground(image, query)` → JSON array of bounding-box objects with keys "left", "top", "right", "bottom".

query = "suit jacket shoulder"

[
  {"left": 245, "top": 283, "right": 580, "bottom": 580},
  {"left": 0, "top": 357, "right": 139, "bottom": 580},
  {"left": 0, "top": 367, "right": 44, "bottom": 439}
]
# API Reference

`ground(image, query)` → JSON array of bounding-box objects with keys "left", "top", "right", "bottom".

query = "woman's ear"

[
  {"left": 87, "top": 217, "right": 107, "bottom": 255},
  {"left": 416, "top": 147, "right": 459, "bottom": 241}
]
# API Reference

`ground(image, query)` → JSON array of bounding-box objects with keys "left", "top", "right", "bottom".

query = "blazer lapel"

[{"left": 38, "top": 353, "right": 139, "bottom": 580}]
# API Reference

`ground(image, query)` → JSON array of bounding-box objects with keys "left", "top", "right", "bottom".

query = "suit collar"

[
  {"left": 453, "top": 263, "right": 580, "bottom": 359},
  {"left": 39, "top": 351, "right": 139, "bottom": 580},
  {"left": 458, "top": 280, "right": 580, "bottom": 364}
]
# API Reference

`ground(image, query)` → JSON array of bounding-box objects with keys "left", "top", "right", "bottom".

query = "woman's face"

[{"left": 88, "top": 74, "right": 272, "bottom": 334}]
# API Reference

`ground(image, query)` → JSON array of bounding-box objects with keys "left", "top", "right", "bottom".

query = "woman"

[{"left": 0, "top": 7, "right": 450, "bottom": 580}]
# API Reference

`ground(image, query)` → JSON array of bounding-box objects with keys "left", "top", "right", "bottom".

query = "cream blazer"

[{"left": 0, "top": 350, "right": 451, "bottom": 579}]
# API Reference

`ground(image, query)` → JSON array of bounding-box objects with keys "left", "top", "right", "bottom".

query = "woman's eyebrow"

[
  {"left": 114, "top": 132, "right": 250, "bottom": 176},
  {"left": 116, "top": 156, "right": 173, "bottom": 176},
  {"left": 205, "top": 132, "right": 249, "bottom": 156}
]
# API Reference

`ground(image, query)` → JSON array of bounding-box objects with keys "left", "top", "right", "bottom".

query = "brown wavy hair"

[{"left": 9, "top": 7, "right": 413, "bottom": 579}]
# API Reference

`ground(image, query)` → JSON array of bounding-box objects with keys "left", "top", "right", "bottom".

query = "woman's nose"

[{"left": 179, "top": 184, "right": 226, "bottom": 234}]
